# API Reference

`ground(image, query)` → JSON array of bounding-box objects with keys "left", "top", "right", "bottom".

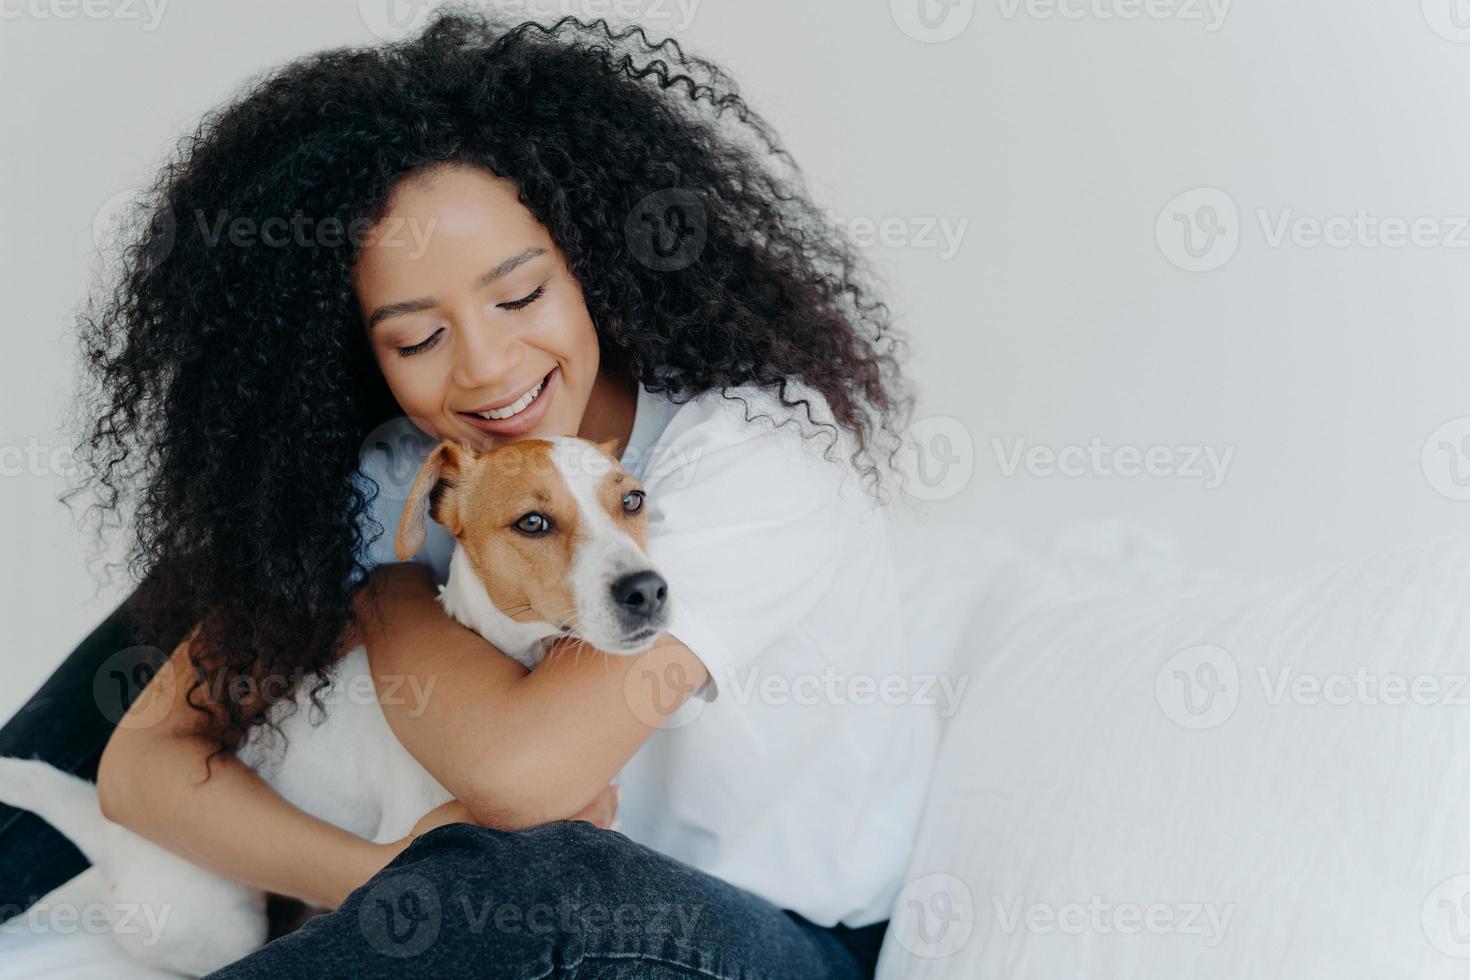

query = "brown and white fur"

[{"left": 0, "top": 435, "right": 670, "bottom": 976}]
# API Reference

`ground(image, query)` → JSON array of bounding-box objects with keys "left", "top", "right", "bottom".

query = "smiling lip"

[
  {"left": 458, "top": 367, "right": 557, "bottom": 437},
  {"left": 465, "top": 369, "right": 553, "bottom": 414}
]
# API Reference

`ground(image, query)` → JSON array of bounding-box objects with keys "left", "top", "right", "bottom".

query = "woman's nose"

[{"left": 452, "top": 315, "right": 524, "bottom": 391}]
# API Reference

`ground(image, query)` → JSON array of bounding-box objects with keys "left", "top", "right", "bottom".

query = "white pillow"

[{"left": 878, "top": 528, "right": 1470, "bottom": 979}]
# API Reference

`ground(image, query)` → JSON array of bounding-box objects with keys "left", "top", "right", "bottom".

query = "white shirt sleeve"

[
  {"left": 352, "top": 417, "right": 455, "bottom": 585},
  {"left": 639, "top": 390, "right": 870, "bottom": 702}
]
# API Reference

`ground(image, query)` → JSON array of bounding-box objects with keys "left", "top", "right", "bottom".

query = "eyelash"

[
  {"left": 394, "top": 283, "right": 548, "bottom": 358},
  {"left": 395, "top": 332, "right": 443, "bottom": 358},
  {"left": 500, "top": 283, "right": 546, "bottom": 311}
]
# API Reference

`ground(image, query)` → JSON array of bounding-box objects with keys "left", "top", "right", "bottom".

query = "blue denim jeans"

[
  {"left": 0, "top": 590, "right": 888, "bottom": 977},
  {"left": 207, "top": 820, "right": 887, "bottom": 979}
]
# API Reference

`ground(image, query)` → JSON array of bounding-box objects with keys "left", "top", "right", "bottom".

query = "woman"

[{"left": 0, "top": 10, "right": 932, "bottom": 977}]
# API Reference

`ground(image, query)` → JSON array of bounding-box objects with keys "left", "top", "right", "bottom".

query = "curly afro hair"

[{"left": 71, "top": 7, "right": 913, "bottom": 756}]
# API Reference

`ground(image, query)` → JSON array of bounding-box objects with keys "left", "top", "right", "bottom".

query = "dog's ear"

[
  {"left": 595, "top": 436, "right": 621, "bottom": 460},
  {"left": 395, "top": 440, "right": 473, "bottom": 560}
]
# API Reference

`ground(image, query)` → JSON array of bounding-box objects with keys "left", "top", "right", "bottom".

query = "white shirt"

[{"left": 356, "top": 381, "right": 938, "bottom": 928}]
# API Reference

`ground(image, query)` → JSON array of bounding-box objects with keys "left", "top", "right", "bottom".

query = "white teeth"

[{"left": 477, "top": 375, "right": 546, "bottom": 420}]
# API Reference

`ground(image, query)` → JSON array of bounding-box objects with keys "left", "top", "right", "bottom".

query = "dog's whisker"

[
  {"left": 498, "top": 602, "right": 536, "bottom": 622},
  {"left": 550, "top": 611, "right": 601, "bottom": 667}
]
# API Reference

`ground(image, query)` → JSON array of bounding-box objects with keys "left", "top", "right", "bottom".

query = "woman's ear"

[{"left": 395, "top": 441, "right": 473, "bottom": 560}]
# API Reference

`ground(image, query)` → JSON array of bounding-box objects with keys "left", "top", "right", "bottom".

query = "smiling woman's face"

[{"left": 354, "top": 163, "right": 612, "bottom": 452}]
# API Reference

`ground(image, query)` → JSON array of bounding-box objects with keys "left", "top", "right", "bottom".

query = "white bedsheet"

[{"left": 877, "top": 522, "right": 1470, "bottom": 978}]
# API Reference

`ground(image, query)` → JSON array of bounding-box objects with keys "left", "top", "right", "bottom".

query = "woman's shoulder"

[
  {"left": 654, "top": 378, "right": 843, "bottom": 445},
  {"left": 351, "top": 417, "right": 452, "bottom": 578},
  {"left": 644, "top": 379, "right": 856, "bottom": 476},
  {"left": 640, "top": 379, "right": 873, "bottom": 514}
]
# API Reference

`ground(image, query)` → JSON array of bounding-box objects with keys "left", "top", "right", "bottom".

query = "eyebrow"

[{"left": 364, "top": 246, "right": 546, "bottom": 329}]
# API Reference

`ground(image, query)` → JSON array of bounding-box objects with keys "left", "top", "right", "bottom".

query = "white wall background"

[{"left": 5, "top": 0, "right": 1470, "bottom": 723}]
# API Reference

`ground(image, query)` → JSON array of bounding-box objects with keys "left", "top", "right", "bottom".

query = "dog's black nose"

[{"left": 611, "top": 570, "right": 667, "bottom": 620}]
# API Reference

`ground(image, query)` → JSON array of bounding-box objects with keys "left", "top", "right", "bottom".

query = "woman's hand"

[
  {"left": 408, "top": 798, "right": 480, "bottom": 839},
  {"left": 410, "top": 785, "right": 619, "bottom": 837},
  {"left": 570, "top": 784, "right": 619, "bottom": 829},
  {"left": 384, "top": 785, "right": 621, "bottom": 862}
]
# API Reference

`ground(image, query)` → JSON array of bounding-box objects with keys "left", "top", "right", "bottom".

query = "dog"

[{"left": 0, "top": 435, "right": 671, "bottom": 976}]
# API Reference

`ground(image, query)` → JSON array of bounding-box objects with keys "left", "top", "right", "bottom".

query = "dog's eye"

[
  {"left": 512, "top": 512, "right": 553, "bottom": 536},
  {"left": 621, "top": 490, "right": 645, "bottom": 515}
]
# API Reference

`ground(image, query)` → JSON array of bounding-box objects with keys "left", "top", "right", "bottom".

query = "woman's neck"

[{"left": 577, "top": 353, "right": 638, "bottom": 457}]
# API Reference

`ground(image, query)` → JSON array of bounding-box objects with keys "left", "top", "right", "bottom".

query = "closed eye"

[
  {"left": 498, "top": 282, "right": 547, "bottom": 311},
  {"left": 395, "top": 281, "right": 546, "bottom": 357},
  {"left": 396, "top": 328, "right": 445, "bottom": 358}
]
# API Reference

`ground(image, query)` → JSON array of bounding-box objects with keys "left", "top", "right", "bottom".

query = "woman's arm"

[
  {"left": 95, "top": 602, "right": 626, "bottom": 909},
  {"left": 95, "top": 631, "right": 407, "bottom": 908},
  {"left": 358, "top": 562, "right": 710, "bottom": 830}
]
